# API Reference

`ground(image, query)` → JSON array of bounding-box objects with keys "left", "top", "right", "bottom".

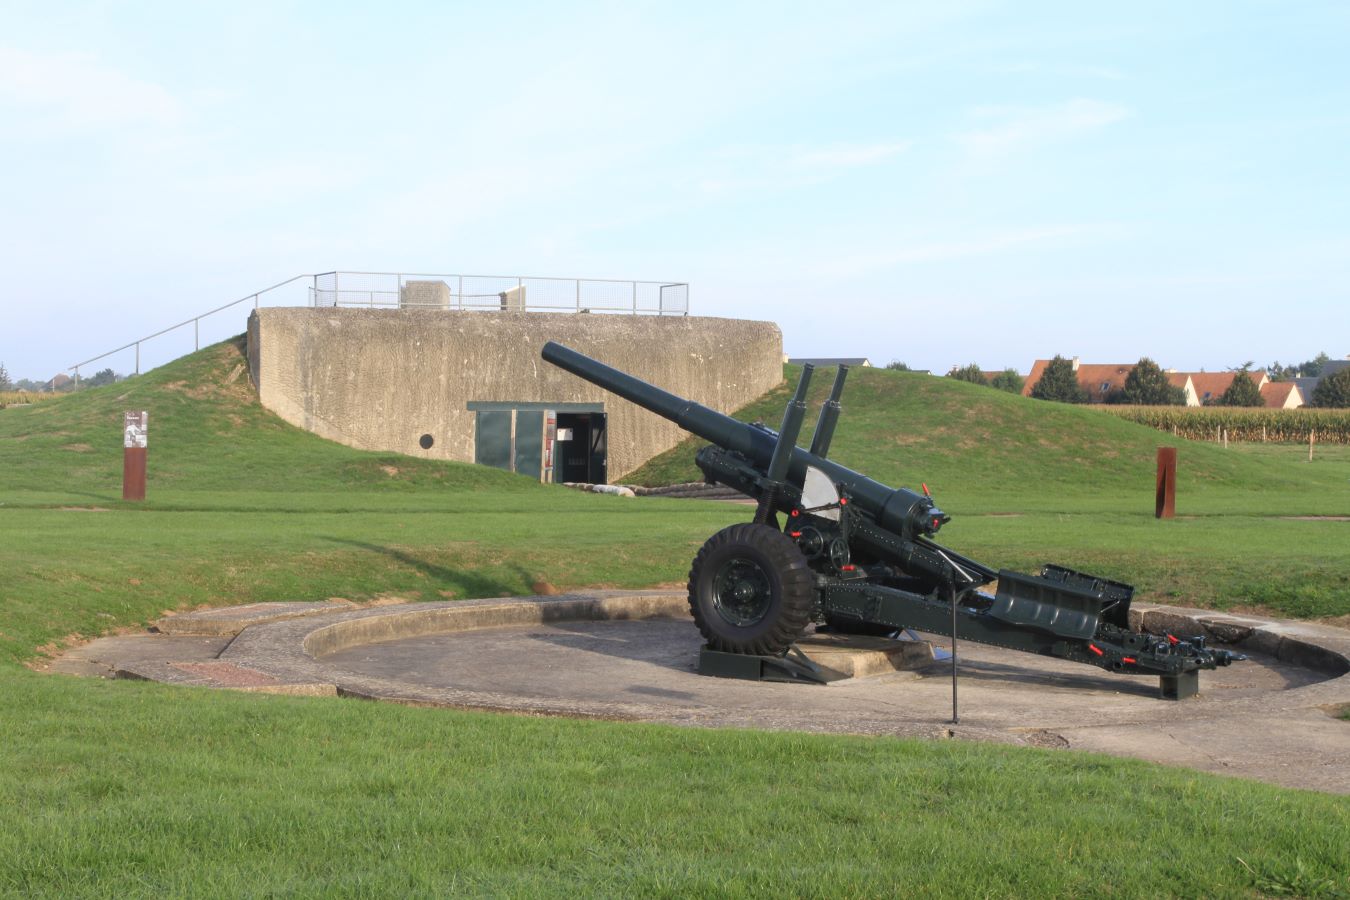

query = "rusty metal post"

[
  {"left": 1155, "top": 446, "right": 1176, "bottom": 519},
  {"left": 123, "top": 411, "right": 147, "bottom": 501}
]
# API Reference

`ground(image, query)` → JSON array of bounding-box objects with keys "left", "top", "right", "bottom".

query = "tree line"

[{"left": 0, "top": 363, "right": 124, "bottom": 393}]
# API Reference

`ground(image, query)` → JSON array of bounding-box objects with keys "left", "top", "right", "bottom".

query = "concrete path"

[{"left": 50, "top": 591, "right": 1350, "bottom": 794}]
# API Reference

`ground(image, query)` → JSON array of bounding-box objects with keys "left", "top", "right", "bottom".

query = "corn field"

[
  {"left": 0, "top": 392, "right": 61, "bottom": 410},
  {"left": 1103, "top": 406, "right": 1350, "bottom": 444}
]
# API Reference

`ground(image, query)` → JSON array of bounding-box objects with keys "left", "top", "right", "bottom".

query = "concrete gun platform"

[{"left": 51, "top": 591, "right": 1350, "bottom": 794}]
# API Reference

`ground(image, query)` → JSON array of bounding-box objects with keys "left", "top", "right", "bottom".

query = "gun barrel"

[
  {"left": 541, "top": 341, "right": 767, "bottom": 457},
  {"left": 541, "top": 342, "right": 941, "bottom": 540}
]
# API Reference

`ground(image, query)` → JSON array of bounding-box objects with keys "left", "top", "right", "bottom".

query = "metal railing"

[
  {"left": 311, "top": 271, "right": 689, "bottom": 316},
  {"left": 68, "top": 270, "right": 689, "bottom": 383}
]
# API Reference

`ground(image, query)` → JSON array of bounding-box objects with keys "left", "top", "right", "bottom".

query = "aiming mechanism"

[{"left": 542, "top": 342, "right": 1243, "bottom": 700}]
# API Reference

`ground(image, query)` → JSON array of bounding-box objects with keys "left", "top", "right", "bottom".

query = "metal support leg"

[{"left": 1160, "top": 670, "right": 1199, "bottom": 700}]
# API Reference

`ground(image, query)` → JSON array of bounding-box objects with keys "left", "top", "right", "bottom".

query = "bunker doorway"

[{"left": 556, "top": 412, "right": 607, "bottom": 484}]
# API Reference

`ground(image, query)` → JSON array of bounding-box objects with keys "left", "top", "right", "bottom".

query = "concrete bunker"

[{"left": 247, "top": 307, "right": 782, "bottom": 480}]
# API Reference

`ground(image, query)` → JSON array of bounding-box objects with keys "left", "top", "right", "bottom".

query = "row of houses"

[
  {"left": 787, "top": 355, "right": 1350, "bottom": 409},
  {"left": 1020, "top": 357, "right": 1350, "bottom": 408}
]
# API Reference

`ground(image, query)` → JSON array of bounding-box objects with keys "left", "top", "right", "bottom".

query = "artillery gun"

[{"left": 542, "top": 342, "right": 1242, "bottom": 700}]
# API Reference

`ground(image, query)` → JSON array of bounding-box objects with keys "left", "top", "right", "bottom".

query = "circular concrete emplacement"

[{"left": 55, "top": 590, "right": 1350, "bottom": 794}]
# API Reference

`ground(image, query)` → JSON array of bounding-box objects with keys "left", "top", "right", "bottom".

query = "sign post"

[{"left": 123, "top": 411, "right": 147, "bottom": 501}]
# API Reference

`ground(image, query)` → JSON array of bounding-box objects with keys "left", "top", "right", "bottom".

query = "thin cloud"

[
  {"left": 959, "top": 98, "right": 1129, "bottom": 159},
  {"left": 993, "top": 62, "right": 1128, "bottom": 81},
  {"left": 788, "top": 141, "right": 914, "bottom": 170},
  {"left": 809, "top": 224, "right": 1114, "bottom": 277},
  {"left": 699, "top": 140, "right": 913, "bottom": 195},
  {"left": 0, "top": 47, "right": 180, "bottom": 129}
]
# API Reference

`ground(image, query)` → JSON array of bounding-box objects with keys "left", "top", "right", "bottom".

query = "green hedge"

[{"left": 1103, "top": 405, "right": 1350, "bottom": 443}]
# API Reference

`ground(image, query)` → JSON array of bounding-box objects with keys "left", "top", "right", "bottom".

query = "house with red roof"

[
  {"left": 1182, "top": 371, "right": 1268, "bottom": 405},
  {"left": 1021, "top": 358, "right": 1157, "bottom": 404},
  {"left": 1259, "top": 381, "right": 1304, "bottom": 409},
  {"left": 1165, "top": 373, "right": 1199, "bottom": 406},
  {"left": 1020, "top": 358, "right": 1283, "bottom": 406}
]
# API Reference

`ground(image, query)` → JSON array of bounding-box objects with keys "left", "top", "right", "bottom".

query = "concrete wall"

[{"left": 247, "top": 308, "right": 782, "bottom": 479}]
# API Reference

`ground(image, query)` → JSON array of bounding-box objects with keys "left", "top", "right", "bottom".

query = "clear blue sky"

[{"left": 2, "top": 1, "right": 1347, "bottom": 380}]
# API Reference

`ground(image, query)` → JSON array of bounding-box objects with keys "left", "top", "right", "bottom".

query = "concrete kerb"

[
  {"left": 155, "top": 600, "right": 356, "bottom": 637},
  {"left": 197, "top": 592, "right": 1350, "bottom": 723},
  {"left": 1134, "top": 606, "right": 1350, "bottom": 677},
  {"left": 299, "top": 592, "right": 688, "bottom": 659}
]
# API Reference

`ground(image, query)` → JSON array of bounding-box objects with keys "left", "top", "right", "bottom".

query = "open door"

[{"left": 556, "top": 412, "right": 607, "bottom": 483}]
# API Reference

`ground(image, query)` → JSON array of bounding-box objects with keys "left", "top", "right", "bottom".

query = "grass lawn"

[{"left": 1, "top": 340, "right": 1348, "bottom": 897}]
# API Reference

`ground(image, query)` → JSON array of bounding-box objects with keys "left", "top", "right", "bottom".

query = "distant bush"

[
  {"left": 1031, "top": 355, "right": 1089, "bottom": 403},
  {"left": 1213, "top": 369, "right": 1263, "bottom": 407},
  {"left": 1119, "top": 358, "right": 1186, "bottom": 406},
  {"left": 1311, "top": 368, "right": 1350, "bottom": 408},
  {"left": 885, "top": 360, "right": 911, "bottom": 371},
  {"left": 946, "top": 363, "right": 987, "bottom": 385},
  {"left": 988, "top": 369, "right": 1024, "bottom": 394}
]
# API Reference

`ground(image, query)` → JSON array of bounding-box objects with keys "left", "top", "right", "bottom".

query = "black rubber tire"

[{"left": 687, "top": 523, "right": 816, "bottom": 655}]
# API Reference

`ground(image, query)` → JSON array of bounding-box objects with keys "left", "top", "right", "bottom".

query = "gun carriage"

[{"left": 542, "top": 342, "right": 1241, "bottom": 699}]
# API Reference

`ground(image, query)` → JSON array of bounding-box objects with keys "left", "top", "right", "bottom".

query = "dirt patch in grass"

[
  {"left": 58, "top": 506, "right": 110, "bottom": 512},
  {"left": 360, "top": 595, "right": 418, "bottom": 607}
]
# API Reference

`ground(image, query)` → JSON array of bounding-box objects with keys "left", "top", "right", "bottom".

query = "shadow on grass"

[{"left": 320, "top": 536, "right": 519, "bottom": 599}]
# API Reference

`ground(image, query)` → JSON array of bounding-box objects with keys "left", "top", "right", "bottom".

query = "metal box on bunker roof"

[{"left": 541, "top": 341, "right": 1243, "bottom": 699}]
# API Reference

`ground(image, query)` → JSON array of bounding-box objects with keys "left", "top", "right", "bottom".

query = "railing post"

[
  {"left": 576, "top": 279, "right": 581, "bottom": 312},
  {"left": 195, "top": 318, "right": 199, "bottom": 350},
  {"left": 135, "top": 342, "right": 140, "bottom": 375},
  {"left": 632, "top": 281, "right": 637, "bottom": 313}
]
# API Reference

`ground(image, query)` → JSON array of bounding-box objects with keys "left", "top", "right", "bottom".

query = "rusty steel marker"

[
  {"left": 1155, "top": 446, "right": 1177, "bottom": 519},
  {"left": 123, "top": 411, "right": 147, "bottom": 501}
]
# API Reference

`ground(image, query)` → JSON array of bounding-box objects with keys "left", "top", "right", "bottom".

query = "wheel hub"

[{"left": 712, "top": 557, "right": 773, "bottom": 627}]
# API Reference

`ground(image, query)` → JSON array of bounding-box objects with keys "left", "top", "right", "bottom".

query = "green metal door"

[
  {"left": 514, "top": 410, "right": 544, "bottom": 481},
  {"left": 474, "top": 411, "right": 512, "bottom": 472}
]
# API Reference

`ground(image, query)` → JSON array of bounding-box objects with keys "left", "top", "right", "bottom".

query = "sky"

[{"left": 1, "top": 0, "right": 1347, "bottom": 380}]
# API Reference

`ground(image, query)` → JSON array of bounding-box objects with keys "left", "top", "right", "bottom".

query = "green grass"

[
  {"left": 2, "top": 339, "right": 1348, "bottom": 897},
  {"left": 4, "top": 676, "right": 1346, "bottom": 898}
]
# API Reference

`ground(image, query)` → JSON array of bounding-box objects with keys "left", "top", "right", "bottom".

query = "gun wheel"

[{"left": 687, "top": 523, "right": 816, "bottom": 656}]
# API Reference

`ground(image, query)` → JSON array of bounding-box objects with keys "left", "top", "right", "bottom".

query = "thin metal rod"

[
  {"left": 950, "top": 582, "right": 959, "bottom": 725},
  {"left": 68, "top": 272, "right": 316, "bottom": 370}
]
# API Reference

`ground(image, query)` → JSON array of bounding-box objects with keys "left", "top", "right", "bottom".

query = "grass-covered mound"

[
  {"left": 1, "top": 339, "right": 1347, "bottom": 896},
  {"left": 629, "top": 365, "right": 1347, "bottom": 515},
  {"left": 0, "top": 338, "right": 738, "bottom": 664}
]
